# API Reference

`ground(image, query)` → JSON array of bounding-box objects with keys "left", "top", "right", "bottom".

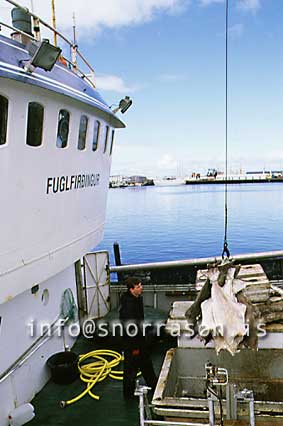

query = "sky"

[{"left": 1, "top": 0, "right": 283, "bottom": 177}]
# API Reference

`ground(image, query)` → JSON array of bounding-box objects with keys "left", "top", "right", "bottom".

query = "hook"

[{"left": 222, "top": 241, "right": 230, "bottom": 259}]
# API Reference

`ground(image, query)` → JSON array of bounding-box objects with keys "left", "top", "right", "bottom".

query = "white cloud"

[
  {"left": 229, "top": 23, "right": 244, "bottom": 38},
  {"left": 158, "top": 154, "right": 178, "bottom": 170},
  {"left": 7, "top": 0, "right": 188, "bottom": 34},
  {"left": 199, "top": 0, "right": 261, "bottom": 11},
  {"left": 96, "top": 74, "right": 137, "bottom": 93},
  {"left": 199, "top": 0, "right": 224, "bottom": 6},
  {"left": 159, "top": 73, "right": 188, "bottom": 82},
  {"left": 237, "top": 0, "right": 261, "bottom": 12},
  {"left": 1, "top": 0, "right": 261, "bottom": 41}
]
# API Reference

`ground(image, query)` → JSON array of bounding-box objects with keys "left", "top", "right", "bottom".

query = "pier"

[{"left": 185, "top": 177, "right": 283, "bottom": 185}]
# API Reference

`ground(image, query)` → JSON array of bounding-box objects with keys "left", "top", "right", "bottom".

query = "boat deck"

[{"left": 31, "top": 308, "right": 172, "bottom": 426}]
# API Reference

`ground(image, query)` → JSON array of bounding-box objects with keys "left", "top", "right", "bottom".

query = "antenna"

[
  {"left": 71, "top": 12, "right": 78, "bottom": 69},
  {"left": 72, "top": 12, "right": 77, "bottom": 45},
  {"left": 51, "top": 0, "right": 57, "bottom": 46}
]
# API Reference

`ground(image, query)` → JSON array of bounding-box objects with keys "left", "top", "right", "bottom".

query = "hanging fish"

[
  {"left": 186, "top": 261, "right": 260, "bottom": 354},
  {"left": 200, "top": 272, "right": 246, "bottom": 355}
]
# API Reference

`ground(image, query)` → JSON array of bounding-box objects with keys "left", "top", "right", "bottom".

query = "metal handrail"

[
  {"left": 0, "top": 316, "right": 69, "bottom": 384},
  {"left": 110, "top": 249, "right": 283, "bottom": 273},
  {"left": 3, "top": 0, "right": 96, "bottom": 87},
  {"left": 0, "top": 20, "right": 37, "bottom": 42}
]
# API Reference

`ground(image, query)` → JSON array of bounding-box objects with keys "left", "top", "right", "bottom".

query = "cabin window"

[
  {"left": 26, "top": 102, "right": 44, "bottom": 147},
  {"left": 92, "top": 120, "right": 100, "bottom": 151},
  {"left": 56, "top": 109, "right": 70, "bottom": 148},
  {"left": 0, "top": 95, "right": 8, "bottom": 145},
  {"left": 78, "top": 115, "right": 88, "bottom": 150},
  {"left": 104, "top": 125, "right": 109, "bottom": 154},
  {"left": 110, "top": 130, "right": 115, "bottom": 155}
]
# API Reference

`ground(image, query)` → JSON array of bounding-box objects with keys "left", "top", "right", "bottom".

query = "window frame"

[
  {"left": 56, "top": 109, "right": 70, "bottom": 149},
  {"left": 0, "top": 94, "right": 8, "bottom": 146},
  {"left": 103, "top": 125, "right": 109, "bottom": 154},
  {"left": 92, "top": 119, "right": 100, "bottom": 152},
  {"left": 26, "top": 101, "right": 44, "bottom": 147},
  {"left": 77, "top": 114, "right": 89, "bottom": 151},
  {"left": 110, "top": 129, "right": 115, "bottom": 155}
]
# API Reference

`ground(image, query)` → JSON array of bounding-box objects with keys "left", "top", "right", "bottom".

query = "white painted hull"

[
  {"left": 0, "top": 78, "right": 111, "bottom": 303},
  {"left": 0, "top": 266, "right": 78, "bottom": 424},
  {"left": 154, "top": 178, "right": 185, "bottom": 187},
  {"left": 0, "top": 47, "right": 122, "bottom": 425}
]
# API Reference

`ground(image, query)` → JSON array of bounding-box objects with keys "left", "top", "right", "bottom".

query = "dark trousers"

[{"left": 123, "top": 347, "right": 157, "bottom": 399}]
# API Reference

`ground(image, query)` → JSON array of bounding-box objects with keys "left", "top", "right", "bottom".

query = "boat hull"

[
  {"left": 0, "top": 265, "right": 78, "bottom": 424},
  {"left": 0, "top": 77, "right": 112, "bottom": 303}
]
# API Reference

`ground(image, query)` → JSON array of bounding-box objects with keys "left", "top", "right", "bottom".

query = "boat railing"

[
  {"left": 109, "top": 249, "right": 283, "bottom": 273},
  {"left": 2, "top": 0, "right": 96, "bottom": 88}
]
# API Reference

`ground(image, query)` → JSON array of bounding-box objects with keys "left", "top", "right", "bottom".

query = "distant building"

[
  {"left": 128, "top": 175, "right": 147, "bottom": 184},
  {"left": 246, "top": 170, "right": 282, "bottom": 178}
]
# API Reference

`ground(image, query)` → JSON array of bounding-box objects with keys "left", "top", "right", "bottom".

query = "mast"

[
  {"left": 72, "top": 12, "right": 77, "bottom": 46},
  {"left": 51, "top": 0, "right": 57, "bottom": 46},
  {"left": 71, "top": 12, "right": 78, "bottom": 70}
]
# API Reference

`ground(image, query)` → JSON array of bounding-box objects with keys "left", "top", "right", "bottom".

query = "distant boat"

[
  {"left": 154, "top": 177, "right": 185, "bottom": 186},
  {"left": 185, "top": 169, "right": 283, "bottom": 184}
]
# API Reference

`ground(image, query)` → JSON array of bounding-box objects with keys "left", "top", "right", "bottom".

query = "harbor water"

[{"left": 98, "top": 183, "right": 283, "bottom": 265}]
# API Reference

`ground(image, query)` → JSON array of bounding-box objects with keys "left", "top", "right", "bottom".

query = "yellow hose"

[{"left": 60, "top": 349, "right": 126, "bottom": 408}]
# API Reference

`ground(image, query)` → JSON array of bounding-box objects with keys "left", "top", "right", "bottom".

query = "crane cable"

[{"left": 222, "top": 0, "right": 231, "bottom": 260}]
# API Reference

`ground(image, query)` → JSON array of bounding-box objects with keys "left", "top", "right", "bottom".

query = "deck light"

[
  {"left": 22, "top": 39, "right": 62, "bottom": 73},
  {"left": 30, "top": 39, "right": 62, "bottom": 71},
  {"left": 112, "top": 96, "right": 133, "bottom": 114}
]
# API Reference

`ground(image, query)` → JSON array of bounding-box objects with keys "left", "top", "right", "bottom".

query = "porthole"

[
  {"left": 56, "top": 109, "right": 70, "bottom": 148},
  {"left": 41, "top": 289, "right": 49, "bottom": 306}
]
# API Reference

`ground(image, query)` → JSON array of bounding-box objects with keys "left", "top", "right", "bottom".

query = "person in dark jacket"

[{"left": 119, "top": 277, "right": 157, "bottom": 399}]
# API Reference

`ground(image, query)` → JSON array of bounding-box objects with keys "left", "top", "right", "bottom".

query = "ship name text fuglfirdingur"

[{"left": 46, "top": 173, "right": 100, "bottom": 194}]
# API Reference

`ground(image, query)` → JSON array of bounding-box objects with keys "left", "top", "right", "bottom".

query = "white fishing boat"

[
  {"left": 154, "top": 177, "right": 185, "bottom": 187},
  {"left": 0, "top": 1, "right": 132, "bottom": 424},
  {"left": 2, "top": 2, "right": 283, "bottom": 426}
]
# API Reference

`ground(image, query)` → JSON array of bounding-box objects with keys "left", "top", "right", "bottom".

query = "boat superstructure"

[{"left": 0, "top": 2, "right": 126, "bottom": 424}]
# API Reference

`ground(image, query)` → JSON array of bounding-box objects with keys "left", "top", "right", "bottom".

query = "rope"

[{"left": 222, "top": 0, "right": 230, "bottom": 260}]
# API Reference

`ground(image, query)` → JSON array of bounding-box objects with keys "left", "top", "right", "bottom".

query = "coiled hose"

[{"left": 60, "top": 349, "right": 124, "bottom": 408}]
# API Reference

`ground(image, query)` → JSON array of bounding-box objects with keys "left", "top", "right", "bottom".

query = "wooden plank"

[
  {"left": 171, "top": 265, "right": 283, "bottom": 331},
  {"left": 265, "top": 322, "right": 283, "bottom": 332},
  {"left": 196, "top": 264, "right": 271, "bottom": 303},
  {"left": 224, "top": 421, "right": 283, "bottom": 426},
  {"left": 237, "top": 264, "right": 266, "bottom": 279},
  {"left": 164, "top": 419, "right": 283, "bottom": 426}
]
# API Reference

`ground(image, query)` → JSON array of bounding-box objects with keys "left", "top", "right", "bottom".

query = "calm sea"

[{"left": 97, "top": 183, "right": 283, "bottom": 266}]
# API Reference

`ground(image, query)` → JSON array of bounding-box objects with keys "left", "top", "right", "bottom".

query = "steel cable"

[{"left": 222, "top": 0, "right": 230, "bottom": 260}]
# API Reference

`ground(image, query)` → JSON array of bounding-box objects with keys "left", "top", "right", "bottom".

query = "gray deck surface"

[{"left": 31, "top": 308, "right": 173, "bottom": 426}]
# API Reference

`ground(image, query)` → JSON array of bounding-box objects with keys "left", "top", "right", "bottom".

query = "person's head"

[{"left": 125, "top": 277, "right": 143, "bottom": 298}]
